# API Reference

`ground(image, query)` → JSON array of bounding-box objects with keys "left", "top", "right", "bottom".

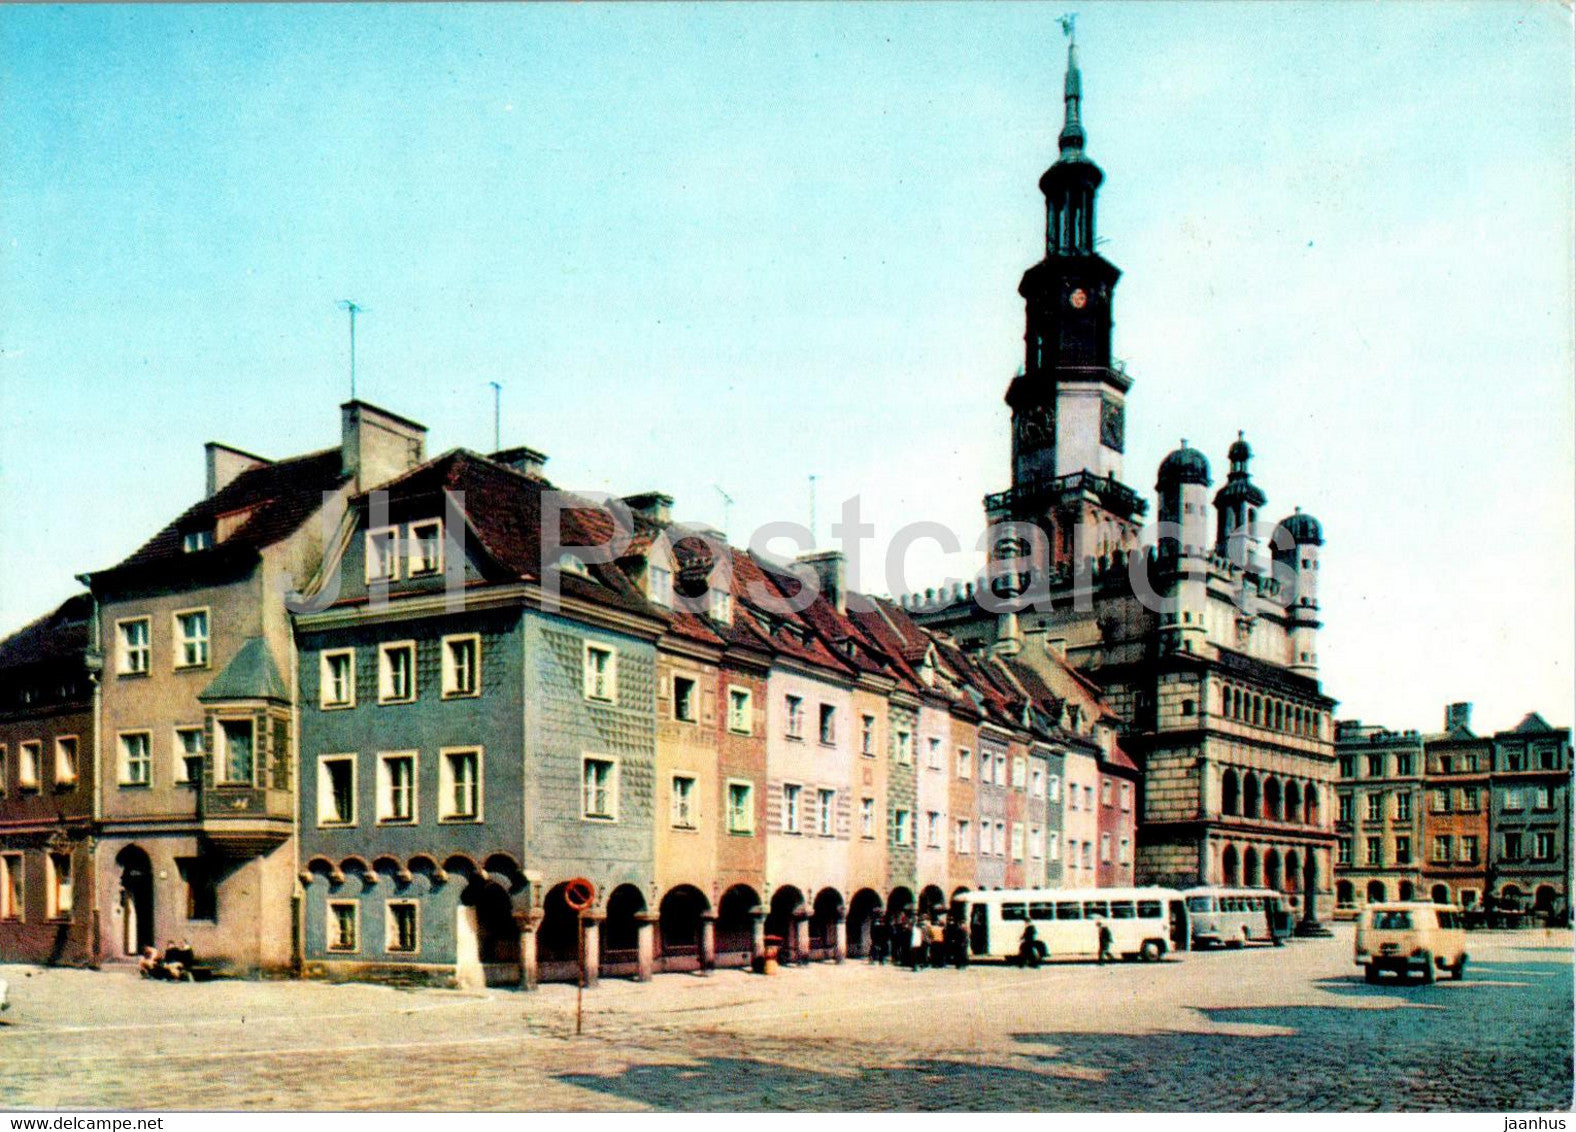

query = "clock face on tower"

[{"left": 1069, "top": 288, "right": 1088, "bottom": 310}]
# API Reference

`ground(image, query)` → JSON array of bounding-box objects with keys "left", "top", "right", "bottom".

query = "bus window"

[
  {"left": 1109, "top": 901, "right": 1136, "bottom": 919},
  {"left": 1186, "top": 896, "right": 1214, "bottom": 913},
  {"left": 1056, "top": 901, "right": 1082, "bottom": 920},
  {"left": 1137, "top": 900, "right": 1162, "bottom": 919},
  {"left": 1001, "top": 903, "right": 1028, "bottom": 921},
  {"left": 1083, "top": 900, "right": 1110, "bottom": 919},
  {"left": 1030, "top": 902, "right": 1055, "bottom": 921}
]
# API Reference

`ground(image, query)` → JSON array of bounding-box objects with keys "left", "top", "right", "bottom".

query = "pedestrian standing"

[
  {"left": 1097, "top": 920, "right": 1114, "bottom": 965},
  {"left": 909, "top": 915, "right": 925, "bottom": 971},
  {"left": 870, "top": 913, "right": 889, "bottom": 965}
]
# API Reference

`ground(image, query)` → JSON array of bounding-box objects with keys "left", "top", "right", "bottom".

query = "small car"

[{"left": 1354, "top": 901, "right": 1468, "bottom": 983}]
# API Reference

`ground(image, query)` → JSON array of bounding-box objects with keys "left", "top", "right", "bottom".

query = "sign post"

[{"left": 563, "top": 877, "right": 596, "bottom": 1036}]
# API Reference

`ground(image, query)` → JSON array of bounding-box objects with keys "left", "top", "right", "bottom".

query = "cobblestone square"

[{"left": 1, "top": 926, "right": 1569, "bottom": 1111}]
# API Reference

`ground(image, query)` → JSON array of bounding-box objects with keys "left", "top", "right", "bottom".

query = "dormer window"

[
  {"left": 648, "top": 564, "right": 672, "bottom": 608},
  {"left": 408, "top": 520, "right": 443, "bottom": 577},
  {"left": 182, "top": 529, "right": 214, "bottom": 553},
  {"left": 366, "top": 527, "right": 400, "bottom": 583},
  {"left": 711, "top": 589, "right": 733, "bottom": 624}
]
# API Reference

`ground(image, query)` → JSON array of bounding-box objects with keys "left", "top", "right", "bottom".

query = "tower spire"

[{"left": 1058, "top": 15, "right": 1085, "bottom": 156}]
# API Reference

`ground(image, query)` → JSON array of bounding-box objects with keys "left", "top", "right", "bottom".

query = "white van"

[{"left": 1354, "top": 902, "right": 1468, "bottom": 983}]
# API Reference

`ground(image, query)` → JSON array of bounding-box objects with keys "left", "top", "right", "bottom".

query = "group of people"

[
  {"left": 865, "top": 909, "right": 970, "bottom": 970},
  {"left": 137, "top": 940, "right": 198, "bottom": 981}
]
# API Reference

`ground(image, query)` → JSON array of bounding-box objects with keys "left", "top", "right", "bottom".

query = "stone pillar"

[
  {"left": 517, "top": 909, "right": 543, "bottom": 991},
  {"left": 749, "top": 906, "right": 767, "bottom": 962},
  {"left": 635, "top": 911, "right": 658, "bottom": 982},
  {"left": 580, "top": 913, "right": 603, "bottom": 987},
  {"left": 833, "top": 908, "right": 848, "bottom": 963},
  {"left": 699, "top": 911, "right": 717, "bottom": 974},
  {"left": 793, "top": 909, "right": 811, "bottom": 965}
]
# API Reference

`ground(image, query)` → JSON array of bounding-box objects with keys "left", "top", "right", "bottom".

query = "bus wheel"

[
  {"left": 1364, "top": 964, "right": 1379, "bottom": 984},
  {"left": 1450, "top": 956, "right": 1466, "bottom": 981},
  {"left": 1419, "top": 951, "right": 1436, "bottom": 985},
  {"left": 1140, "top": 940, "right": 1163, "bottom": 963}
]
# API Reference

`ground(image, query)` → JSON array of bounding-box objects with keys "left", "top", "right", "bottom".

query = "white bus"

[
  {"left": 955, "top": 887, "right": 1188, "bottom": 964},
  {"left": 1182, "top": 887, "right": 1289, "bottom": 948}
]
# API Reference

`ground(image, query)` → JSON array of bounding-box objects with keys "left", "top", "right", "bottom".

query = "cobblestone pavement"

[{"left": 1, "top": 927, "right": 1569, "bottom": 1111}]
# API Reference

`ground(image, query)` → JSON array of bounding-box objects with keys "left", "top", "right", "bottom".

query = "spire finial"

[{"left": 1058, "top": 14, "right": 1085, "bottom": 155}]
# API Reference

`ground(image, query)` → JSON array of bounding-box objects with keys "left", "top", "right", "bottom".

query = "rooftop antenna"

[
  {"left": 808, "top": 474, "right": 818, "bottom": 547},
  {"left": 337, "top": 300, "right": 364, "bottom": 400},
  {"left": 1058, "top": 12, "right": 1076, "bottom": 43},
  {"left": 712, "top": 484, "right": 734, "bottom": 541},
  {"left": 488, "top": 381, "right": 502, "bottom": 452}
]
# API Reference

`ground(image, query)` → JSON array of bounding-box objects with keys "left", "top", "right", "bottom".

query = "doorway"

[{"left": 117, "top": 845, "right": 154, "bottom": 957}]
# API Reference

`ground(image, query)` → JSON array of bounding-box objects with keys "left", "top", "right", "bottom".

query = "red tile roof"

[{"left": 0, "top": 593, "right": 91, "bottom": 672}]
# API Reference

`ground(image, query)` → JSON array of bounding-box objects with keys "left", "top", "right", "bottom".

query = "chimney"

[
  {"left": 341, "top": 400, "right": 427, "bottom": 492},
  {"left": 205, "top": 442, "right": 271, "bottom": 499},
  {"left": 491, "top": 445, "right": 549, "bottom": 480},
  {"left": 1445, "top": 702, "right": 1473, "bottom": 733},
  {"left": 621, "top": 491, "right": 674, "bottom": 526},
  {"left": 796, "top": 549, "right": 846, "bottom": 614}
]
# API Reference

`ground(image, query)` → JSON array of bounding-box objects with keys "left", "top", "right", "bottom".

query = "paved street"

[{"left": 1, "top": 926, "right": 1570, "bottom": 1112}]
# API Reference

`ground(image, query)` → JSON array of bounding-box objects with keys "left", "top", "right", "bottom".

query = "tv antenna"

[
  {"left": 337, "top": 300, "right": 364, "bottom": 400},
  {"left": 808, "top": 474, "right": 818, "bottom": 547},
  {"left": 712, "top": 484, "right": 734, "bottom": 541},
  {"left": 488, "top": 381, "right": 502, "bottom": 452}
]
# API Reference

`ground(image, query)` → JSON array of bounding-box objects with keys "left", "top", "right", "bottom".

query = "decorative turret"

[
  {"left": 1155, "top": 441, "right": 1212, "bottom": 654},
  {"left": 1275, "top": 506, "right": 1323, "bottom": 675},
  {"left": 1213, "top": 431, "right": 1268, "bottom": 569},
  {"left": 1156, "top": 440, "right": 1211, "bottom": 559}
]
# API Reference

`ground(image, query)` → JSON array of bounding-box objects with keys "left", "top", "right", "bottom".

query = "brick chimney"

[
  {"left": 341, "top": 401, "right": 427, "bottom": 492},
  {"left": 205, "top": 442, "right": 272, "bottom": 499},
  {"left": 796, "top": 549, "right": 846, "bottom": 614},
  {"left": 622, "top": 492, "right": 674, "bottom": 526},
  {"left": 490, "top": 445, "right": 549, "bottom": 480},
  {"left": 1445, "top": 702, "right": 1473, "bottom": 733}
]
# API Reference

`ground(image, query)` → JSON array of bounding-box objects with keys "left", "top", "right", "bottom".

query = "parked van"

[{"left": 1354, "top": 902, "right": 1468, "bottom": 983}]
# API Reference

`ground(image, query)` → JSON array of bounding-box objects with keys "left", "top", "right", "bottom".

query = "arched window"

[
  {"left": 1366, "top": 880, "right": 1386, "bottom": 904},
  {"left": 1243, "top": 772, "right": 1261, "bottom": 819},
  {"left": 1221, "top": 767, "right": 1240, "bottom": 816},
  {"left": 1336, "top": 880, "right": 1354, "bottom": 907}
]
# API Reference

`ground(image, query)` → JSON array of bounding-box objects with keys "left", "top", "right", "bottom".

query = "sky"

[{"left": 1, "top": 2, "right": 1571, "bottom": 736}]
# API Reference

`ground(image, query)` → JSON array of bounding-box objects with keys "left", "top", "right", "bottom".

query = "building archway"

[
  {"left": 1431, "top": 883, "right": 1450, "bottom": 905},
  {"left": 459, "top": 874, "right": 521, "bottom": 987},
  {"left": 1283, "top": 849, "right": 1300, "bottom": 894},
  {"left": 1366, "top": 880, "right": 1386, "bottom": 903},
  {"left": 1398, "top": 880, "right": 1415, "bottom": 902},
  {"left": 1243, "top": 846, "right": 1260, "bottom": 888},
  {"left": 1304, "top": 787, "right": 1320, "bottom": 826},
  {"left": 716, "top": 884, "right": 761, "bottom": 966},
  {"left": 847, "top": 888, "right": 883, "bottom": 957},
  {"left": 809, "top": 887, "right": 844, "bottom": 956},
  {"left": 1534, "top": 885, "right": 1558, "bottom": 916},
  {"left": 919, "top": 884, "right": 946, "bottom": 918},
  {"left": 1499, "top": 884, "right": 1524, "bottom": 911},
  {"left": 539, "top": 882, "right": 582, "bottom": 971},
  {"left": 1221, "top": 844, "right": 1240, "bottom": 887},
  {"left": 767, "top": 885, "right": 805, "bottom": 959},
  {"left": 887, "top": 886, "right": 914, "bottom": 918},
  {"left": 658, "top": 885, "right": 710, "bottom": 970},
  {"left": 1243, "top": 773, "right": 1261, "bottom": 819},
  {"left": 1284, "top": 780, "right": 1302, "bottom": 824},
  {"left": 1263, "top": 849, "right": 1281, "bottom": 891},
  {"left": 116, "top": 844, "right": 155, "bottom": 957},
  {"left": 601, "top": 884, "right": 647, "bottom": 975},
  {"left": 1221, "top": 768, "right": 1240, "bottom": 816},
  {"left": 1264, "top": 778, "right": 1282, "bottom": 821}
]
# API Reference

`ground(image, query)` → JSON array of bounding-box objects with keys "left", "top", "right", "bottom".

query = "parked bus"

[
  {"left": 1182, "top": 887, "right": 1289, "bottom": 948},
  {"left": 954, "top": 887, "right": 1188, "bottom": 964}
]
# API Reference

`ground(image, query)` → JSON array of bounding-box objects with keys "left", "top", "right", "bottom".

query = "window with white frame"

[
  {"left": 861, "top": 714, "right": 876, "bottom": 757},
  {"left": 892, "top": 807, "right": 911, "bottom": 846},
  {"left": 582, "top": 756, "right": 618, "bottom": 821},
  {"left": 216, "top": 718, "right": 255, "bottom": 785},
  {"left": 183, "top": 529, "right": 214, "bottom": 553},
  {"left": 958, "top": 747, "right": 972, "bottom": 780},
  {"left": 54, "top": 736, "right": 79, "bottom": 787},
  {"left": 1011, "top": 822, "right": 1025, "bottom": 861},
  {"left": 818, "top": 789, "right": 836, "bottom": 836},
  {"left": 1012, "top": 757, "right": 1027, "bottom": 789},
  {"left": 174, "top": 727, "right": 204, "bottom": 785},
  {"left": 711, "top": 589, "right": 733, "bottom": 624},
  {"left": 956, "top": 818, "right": 971, "bottom": 854},
  {"left": 819, "top": 704, "right": 837, "bottom": 746},
  {"left": 386, "top": 901, "right": 419, "bottom": 954},
  {"left": 1030, "top": 825, "right": 1044, "bottom": 858},
  {"left": 928, "top": 737, "right": 942, "bottom": 769},
  {"left": 647, "top": 564, "right": 672, "bottom": 607},
  {"left": 1068, "top": 783, "right": 1079, "bottom": 810},
  {"left": 378, "top": 642, "right": 417, "bottom": 703},
  {"left": 366, "top": 526, "right": 399, "bottom": 583},
  {"left": 174, "top": 609, "right": 209, "bottom": 669},
  {"left": 671, "top": 775, "right": 697, "bottom": 829},
  {"left": 1120, "top": 782, "right": 1132, "bottom": 811},
  {"left": 1048, "top": 831, "right": 1061, "bottom": 861},
  {"left": 1101, "top": 778, "right": 1113, "bottom": 806},
  {"left": 583, "top": 643, "right": 616, "bottom": 702},
  {"left": 117, "top": 617, "right": 150, "bottom": 675},
  {"left": 328, "top": 901, "right": 359, "bottom": 952},
  {"left": 896, "top": 730, "right": 913, "bottom": 765},
  {"left": 995, "top": 821, "right": 1007, "bottom": 857},
  {"left": 926, "top": 810, "right": 941, "bottom": 848},
  {"left": 408, "top": 519, "right": 443, "bottom": 576},
  {"left": 979, "top": 822, "right": 990, "bottom": 856},
  {"left": 781, "top": 783, "right": 802, "bottom": 833},
  {"left": 1031, "top": 765, "right": 1044, "bottom": 797},
  {"left": 0, "top": 853, "right": 21, "bottom": 920},
  {"left": 860, "top": 796, "right": 875, "bottom": 839},
  {"left": 378, "top": 752, "right": 417, "bottom": 823},
  {"left": 318, "top": 755, "right": 356, "bottom": 826},
  {"left": 728, "top": 687, "right": 752, "bottom": 734},
  {"left": 440, "top": 748, "right": 481, "bottom": 821},
  {"left": 1084, "top": 784, "right": 1093, "bottom": 810},
  {"left": 980, "top": 750, "right": 993, "bottom": 784},
  {"left": 996, "top": 754, "right": 1008, "bottom": 784},
  {"left": 119, "top": 732, "right": 151, "bottom": 787},
  {"left": 1119, "top": 836, "right": 1131, "bottom": 864},
  {"left": 1082, "top": 840, "right": 1093, "bottom": 869},
  {"left": 320, "top": 649, "right": 355, "bottom": 709},
  {"left": 726, "top": 781, "right": 754, "bottom": 834},
  {"left": 440, "top": 635, "right": 479, "bottom": 698},
  {"left": 1048, "top": 773, "right": 1061, "bottom": 803},
  {"left": 785, "top": 695, "right": 804, "bottom": 739},
  {"left": 672, "top": 675, "right": 697, "bottom": 722},
  {"left": 18, "top": 742, "right": 41, "bottom": 789},
  {"left": 46, "top": 852, "right": 72, "bottom": 920}
]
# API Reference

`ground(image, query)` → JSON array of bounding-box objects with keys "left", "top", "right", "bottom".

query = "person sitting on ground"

[
  {"left": 1018, "top": 922, "right": 1041, "bottom": 968},
  {"left": 138, "top": 946, "right": 167, "bottom": 980}
]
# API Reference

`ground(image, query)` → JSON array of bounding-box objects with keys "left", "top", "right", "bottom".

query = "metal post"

[
  {"left": 489, "top": 381, "right": 502, "bottom": 452},
  {"left": 576, "top": 910, "right": 585, "bottom": 1036}
]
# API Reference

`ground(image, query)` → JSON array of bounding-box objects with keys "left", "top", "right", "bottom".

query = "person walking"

[
  {"left": 947, "top": 914, "right": 970, "bottom": 969},
  {"left": 1097, "top": 920, "right": 1114, "bottom": 965},
  {"left": 909, "top": 915, "right": 925, "bottom": 971},
  {"left": 870, "top": 913, "right": 889, "bottom": 965}
]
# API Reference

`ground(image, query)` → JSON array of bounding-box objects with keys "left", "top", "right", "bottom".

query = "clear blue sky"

[{"left": 2, "top": 3, "right": 1571, "bottom": 734}]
